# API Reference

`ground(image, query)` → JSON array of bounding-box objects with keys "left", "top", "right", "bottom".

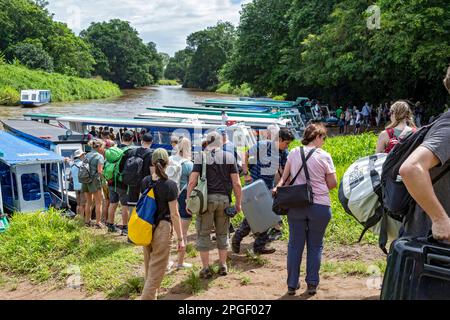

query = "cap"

[
  {"left": 152, "top": 148, "right": 169, "bottom": 165},
  {"left": 142, "top": 133, "right": 153, "bottom": 143},
  {"left": 122, "top": 130, "right": 134, "bottom": 141},
  {"left": 73, "top": 149, "right": 86, "bottom": 159}
]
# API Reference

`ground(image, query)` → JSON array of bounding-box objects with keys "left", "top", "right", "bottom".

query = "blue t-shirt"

[
  {"left": 180, "top": 160, "right": 194, "bottom": 192},
  {"left": 248, "top": 141, "right": 288, "bottom": 189},
  {"left": 70, "top": 159, "right": 83, "bottom": 191}
]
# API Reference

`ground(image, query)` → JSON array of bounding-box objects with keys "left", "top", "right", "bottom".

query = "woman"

[
  {"left": 375, "top": 101, "right": 416, "bottom": 154},
  {"left": 82, "top": 139, "right": 105, "bottom": 228},
  {"left": 173, "top": 137, "right": 194, "bottom": 270},
  {"left": 275, "top": 123, "right": 337, "bottom": 296},
  {"left": 140, "top": 148, "right": 185, "bottom": 300}
]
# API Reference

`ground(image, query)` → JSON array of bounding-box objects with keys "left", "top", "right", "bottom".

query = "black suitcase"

[{"left": 381, "top": 236, "right": 450, "bottom": 300}]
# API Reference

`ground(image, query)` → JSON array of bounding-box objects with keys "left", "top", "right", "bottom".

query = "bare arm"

[
  {"left": 186, "top": 172, "right": 199, "bottom": 198},
  {"left": 169, "top": 200, "right": 185, "bottom": 251},
  {"left": 276, "top": 160, "right": 291, "bottom": 189},
  {"left": 325, "top": 173, "right": 338, "bottom": 190},
  {"left": 231, "top": 173, "right": 242, "bottom": 212},
  {"left": 376, "top": 131, "right": 389, "bottom": 153},
  {"left": 399, "top": 146, "right": 450, "bottom": 241},
  {"left": 97, "top": 163, "right": 103, "bottom": 175}
]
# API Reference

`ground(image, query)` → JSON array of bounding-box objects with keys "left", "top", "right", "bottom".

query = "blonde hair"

[
  {"left": 386, "top": 101, "right": 416, "bottom": 129},
  {"left": 444, "top": 66, "right": 450, "bottom": 94},
  {"left": 176, "top": 137, "right": 192, "bottom": 160},
  {"left": 88, "top": 138, "right": 105, "bottom": 150}
]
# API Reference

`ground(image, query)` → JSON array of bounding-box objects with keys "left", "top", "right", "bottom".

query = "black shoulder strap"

[
  {"left": 287, "top": 147, "right": 316, "bottom": 186},
  {"left": 432, "top": 162, "right": 450, "bottom": 184}
]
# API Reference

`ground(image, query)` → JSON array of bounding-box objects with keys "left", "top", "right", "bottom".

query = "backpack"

[
  {"left": 186, "top": 152, "right": 208, "bottom": 215},
  {"left": 384, "top": 127, "right": 416, "bottom": 154},
  {"left": 166, "top": 155, "right": 189, "bottom": 193},
  {"left": 78, "top": 156, "right": 93, "bottom": 184},
  {"left": 381, "top": 116, "right": 450, "bottom": 223},
  {"left": 103, "top": 146, "right": 128, "bottom": 185},
  {"left": 338, "top": 154, "right": 402, "bottom": 253},
  {"left": 121, "top": 148, "right": 145, "bottom": 187},
  {"left": 128, "top": 182, "right": 158, "bottom": 246}
]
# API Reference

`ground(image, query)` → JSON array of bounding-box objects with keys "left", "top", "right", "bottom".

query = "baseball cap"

[
  {"left": 142, "top": 133, "right": 153, "bottom": 143},
  {"left": 122, "top": 130, "right": 134, "bottom": 141}
]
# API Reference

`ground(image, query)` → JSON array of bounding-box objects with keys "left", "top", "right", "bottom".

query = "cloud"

[{"left": 47, "top": 0, "right": 250, "bottom": 55}]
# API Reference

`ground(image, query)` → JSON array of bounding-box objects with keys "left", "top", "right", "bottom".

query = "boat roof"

[
  {"left": 147, "top": 106, "right": 285, "bottom": 118},
  {"left": 162, "top": 105, "right": 271, "bottom": 113},
  {"left": 23, "top": 113, "right": 242, "bottom": 130},
  {"left": 196, "top": 100, "right": 297, "bottom": 109},
  {"left": 0, "top": 131, "right": 63, "bottom": 166},
  {"left": 2, "top": 119, "right": 87, "bottom": 144},
  {"left": 20, "top": 90, "right": 50, "bottom": 93}
]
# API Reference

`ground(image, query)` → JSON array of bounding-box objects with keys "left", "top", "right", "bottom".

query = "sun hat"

[{"left": 73, "top": 149, "right": 86, "bottom": 159}]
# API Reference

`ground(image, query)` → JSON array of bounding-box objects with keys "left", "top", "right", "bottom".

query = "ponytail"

[{"left": 155, "top": 160, "right": 168, "bottom": 180}]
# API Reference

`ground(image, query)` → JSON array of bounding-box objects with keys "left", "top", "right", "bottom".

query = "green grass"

[
  {"left": 245, "top": 250, "right": 269, "bottom": 266},
  {"left": 240, "top": 275, "right": 251, "bottom": 286},
  {"left": 216, "top": 81, "right": 254, "bottom": 96},
  {"left": 0, "top": 209, "right": 142, "bottom": 295},
  {"left": 186, "top": 243, "right": 199, "bottom": 258},
  {"left": 0, "top": 64, "right": 122, "bottom": 105},
  {"left": 106, "top": 276, "right": 144, "bottom": 300},
  {"left": 157, "top": 79, "right": 179, "bottom": 86},
  {"left": 182, "top": 266, "right": 204, "bottom": 295},
  {"left": 321, "top": 260, "right": 387, "bottom": 277}
]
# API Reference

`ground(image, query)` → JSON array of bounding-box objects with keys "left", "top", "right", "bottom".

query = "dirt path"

[{"left": 0, "top": 234, "right": 385, "bottom": 300}]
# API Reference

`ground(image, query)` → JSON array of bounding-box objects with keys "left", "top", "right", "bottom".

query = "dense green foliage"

[
  {"left": 0, "top": 64, "right": 121, "bottom": 105},
  {"left": 164, "top": 48, "right": 194, "bottom": 83},
  {"left": 223, "top": 0, "right": 450, "bottom": 109},
  {"left": 6, "top": 39, "right": 54, "bottom": 72},
  {"left": 81, "top": 20, "right": 164, "bottom": 88},
  {"left": 0, "top": 0, "right": 95, "bottom": 77}
]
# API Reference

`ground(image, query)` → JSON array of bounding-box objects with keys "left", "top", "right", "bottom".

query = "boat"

[
  {"left": 23, "top": 113, "right": 259, "bottom": 152},
  {"left": 0, "top": 131, "right": 71, "bottom": 215},
  {"left": 161, "top": 105, "right": 272, "bottom": 114},
  {"left": 147, "top": 106, "right": 284, "bottom": 118},
  {"left": 199, "top": 99, "right": 298, "bottom": 109},
  {"left": 20, "top": 90, "right": 51, "bottom": 107}
]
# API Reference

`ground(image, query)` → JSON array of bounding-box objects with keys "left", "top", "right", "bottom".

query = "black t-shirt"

[
  {"left": 192, "top": 149, "right": 238, "bottom": 196},
  {"left": 141, "top": 176, "right": 179, "bottom": 224}
]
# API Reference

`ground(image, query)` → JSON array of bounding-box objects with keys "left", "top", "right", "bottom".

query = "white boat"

[{"left": 20, "top": 90, "right": 51, "bottom": 107}]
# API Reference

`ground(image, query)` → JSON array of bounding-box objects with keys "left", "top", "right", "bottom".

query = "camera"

[{"left": 224, "top": 206, "right": 238, "bottom": 218}]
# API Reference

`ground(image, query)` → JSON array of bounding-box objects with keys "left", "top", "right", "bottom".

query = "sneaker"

[
  {"left": 176, "top": 262, "right": 193, "bottom": 270},
  {"left": 268, "top": 229, "right": 282, "bottom": 242},
  {"left": 121, "top": 226, "right": 128, "bottom": 236},
  {"left": 218, "top": 264, "right": 228, "bottom": 276},
  {"left": 166, "top": 260, "right": 174, "bottom": 272},
  {"left": 254, "top": 247, "right": 276, "bottom": 255},
  {"left": 107, "top": 223, "right": 120, "bottom": 233},
  {"left": 288, "top": 284, "right": 300, "bottom": 296},
  {"left": 307, "top": 284, "right": 318, "bottom": 295},
  {"left": 199, "top": 267, "right": 213, "bottom": 279}
]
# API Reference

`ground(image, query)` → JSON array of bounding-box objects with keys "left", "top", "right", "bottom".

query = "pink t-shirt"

[{"left": 287, "top": 146, "right": 336, "bottom": 206}]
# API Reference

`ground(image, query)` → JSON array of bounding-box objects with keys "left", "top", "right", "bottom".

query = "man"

[
  {"left": 233, "top": 128, "right": 294, "bottom": 254},
  {"left": 89, "top": 126, "right": 98, "bottom": 137},
  {"left": 399, "top": 66, "right": 450, "bottom": 241},
  {"left": 127, "top": 132, "right": 153, "bottom": 208},
  {"left": 336, "top": 105, "right": 344, "bottom": 134},
  {"left": 68, "top": 150, "right": 86, "bottom": 217},
  {"left": 354, "top": 108, "right": 362, "bottom": 134},
  {"left": 361, "top": 102, "right": 371, "bottom": 129},
  {"left": 106, "top": 130, "right": 134, "bottom": 235},
  {"left": 187, "top": 131, "right": 242, "bottom": 279},
  {"left": 101, "top": 131, "right": 116, "bottom": 223},
  {"left": 221, "top": 111, "right": 228, "bottom": 125},
  {"left": 217, "top": 127, "right": 241, "bottom": 170}
]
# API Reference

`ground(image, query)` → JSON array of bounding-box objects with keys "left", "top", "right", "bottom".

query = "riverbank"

[{"left": 0, "top": 64, "right": 122, "bottom": 106}]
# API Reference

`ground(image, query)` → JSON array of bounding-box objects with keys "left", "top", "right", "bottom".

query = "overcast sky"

[{"left": 47, "top": 0, "right": 250, "bottom": 56}]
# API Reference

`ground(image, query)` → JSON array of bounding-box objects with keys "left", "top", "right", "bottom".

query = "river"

[{"left": 0, "top": 85, "right": 236, "bottom": 121}]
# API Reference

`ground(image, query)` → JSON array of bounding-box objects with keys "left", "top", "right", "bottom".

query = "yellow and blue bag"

[{"left": 128, "top": 185, "right": 158, "bottom": 246}]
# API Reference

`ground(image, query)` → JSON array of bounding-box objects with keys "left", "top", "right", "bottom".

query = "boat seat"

[
  {"left": 36, "top": 192, "right": 52, "bottom": 208},
  {"left": 25, "top": 189, "right": 42, "bottom": 201}
]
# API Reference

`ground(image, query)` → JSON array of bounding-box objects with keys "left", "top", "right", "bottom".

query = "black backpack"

[
  {"left": 381, "top": 113, "right": 450, "bottom": 223},
  {"left": 121, "top": 149, "right": 146, "bottom": 187}
]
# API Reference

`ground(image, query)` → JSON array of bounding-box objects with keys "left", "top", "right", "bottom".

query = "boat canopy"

[{"left": 0, "top": 131, "right": 63, "bottom": 166}]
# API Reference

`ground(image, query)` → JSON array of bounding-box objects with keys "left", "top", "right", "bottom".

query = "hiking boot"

[
  {"left": 107, "top": 223, "right": 120, "bottom": 233},
  {"left": 121, "top": 226, "right": 128, "bottom": 236},
  {"left": 199, "top": 267, "right": 213, "bottom": 279},
  {"left": 307, "top": 284, "right": 318, "bottom": 295},
  {"left": 254, "top": 247, "right": 276, "bottom": 255},
  {"left": 218, "top": 264, "right": 228, "bottom": 276}
]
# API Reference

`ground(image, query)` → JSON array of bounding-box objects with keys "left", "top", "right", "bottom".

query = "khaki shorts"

[{"left": 196, "top": 194, "right": 230, "bottom": 251}]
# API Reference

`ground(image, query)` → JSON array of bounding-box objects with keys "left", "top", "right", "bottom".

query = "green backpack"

[
  {"left": 186, "top": 152, "right": 208, "bottom": 215},
  {"left": 104, "top": 146, "right": 127, "bottom": 185}
]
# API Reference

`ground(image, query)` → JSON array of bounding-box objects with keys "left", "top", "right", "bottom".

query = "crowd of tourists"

[{"left": 65, "top": 66, "right": 450, "bottom": 300}]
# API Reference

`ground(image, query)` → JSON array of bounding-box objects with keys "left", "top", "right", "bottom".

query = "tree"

[
  {"left": 6, "top": 39, "right": 54, "bottom": 72},
  {"left": 159, "top": 52, "right": 170, "bottom": 70},
  {"left": 183, "top": 22, "right": 236, "bottom": 90},
  {"left": 81, "top": 19, "right": 161, "bottom": 88},
  {"left": 164, "top": 48, "right": 194, "bottom": 82}
]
